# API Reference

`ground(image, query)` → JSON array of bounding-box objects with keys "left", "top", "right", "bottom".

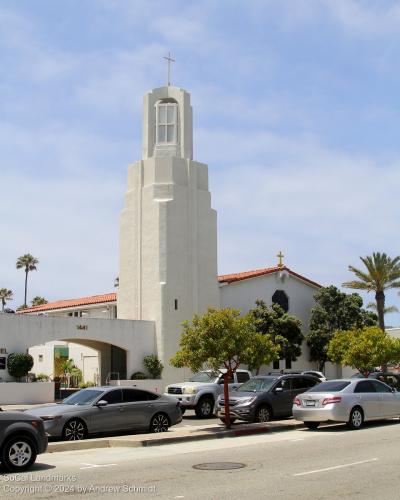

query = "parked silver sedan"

[
  {"left": 26, "top": 386, "right": 182, "bottom": 440},
  {"left": 293, "top": 379, "right": 400, "bottom": 430}
]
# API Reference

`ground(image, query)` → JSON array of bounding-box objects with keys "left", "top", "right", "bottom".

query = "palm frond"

[{"left": 342, "top": 280, "right": 371, "bottom": 291}]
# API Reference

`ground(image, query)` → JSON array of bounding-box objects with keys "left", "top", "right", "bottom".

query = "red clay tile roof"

[
  {"left": 218, "top": 265, "right": 322, "bottom": 288},
  {"left": 17, "top": 293, "right": 117, "bottom": 314},
  {"left": 18, "top": 266, "right": 321, "bottom": 314}
]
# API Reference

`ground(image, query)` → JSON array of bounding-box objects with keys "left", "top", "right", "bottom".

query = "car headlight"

[
  {"left": 40, "top": 415, "right": 62, "bottom": 421},
  {"left": 236, "top": 397, "right": 256, "bottom": 406},
  {"left": 183, "top": 386, "right": 197, "bottom": 394}
]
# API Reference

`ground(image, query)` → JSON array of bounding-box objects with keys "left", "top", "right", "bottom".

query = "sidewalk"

[
  {"left": 1, "top": 403, "right": 303, "bottom": 452},
  {"left": 48, "top": 419, "right": 303, "bottom": 453}
]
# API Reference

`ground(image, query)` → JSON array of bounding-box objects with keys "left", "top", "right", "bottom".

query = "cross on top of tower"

[
  {"left": 277, "top": 251, "right": 284, "bottom": 268},
  {"left": 163, "top": 52, "right": 175, "bottom": 86}
]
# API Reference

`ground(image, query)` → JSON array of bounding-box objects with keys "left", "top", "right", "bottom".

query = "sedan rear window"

[{"left": 307, "top": 381, "right": 351, "bottom": 392}]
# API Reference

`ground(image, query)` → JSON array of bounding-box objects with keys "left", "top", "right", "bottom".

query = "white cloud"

[{"left": 326, "top": 0, "right": 400, "bottom": 38}]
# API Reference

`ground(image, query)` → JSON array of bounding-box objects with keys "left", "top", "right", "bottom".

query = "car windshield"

[
  {"left": 62, "top": 389, "right": 104, "bottom": 406},
  {"left": 237, "top": 377, "right": 277, "bottom": 392},
  {"left": 306, "top": 381, "right": 351, "bottom": 393},
  {"left": 189, "top": 372, "right": 219, "bottom": 383}
]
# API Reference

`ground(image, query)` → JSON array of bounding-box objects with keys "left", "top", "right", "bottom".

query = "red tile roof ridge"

[
  {"left": 17, "top": 266, "right": 321, "bottom": 314},
  {"left": 17, "top": 292, "right": 117, "bottom": 314},
  {"left": 218, "top": 265, "right": 281, "bottom": 283},
  {"left": 218, "top": 265, "right": 321, "bottom": 288}
]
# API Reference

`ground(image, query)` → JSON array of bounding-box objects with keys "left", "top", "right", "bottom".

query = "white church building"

[{"left": 0, "top": 81, "right": 332, "bottom": 388}]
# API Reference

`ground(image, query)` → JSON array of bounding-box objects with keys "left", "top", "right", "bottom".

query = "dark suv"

[
  {"left": 215, "top": 374, "right": 320, "bottom": 423},
  {"left": 0, "top": 410, "right": 48, "bottom": 472}
]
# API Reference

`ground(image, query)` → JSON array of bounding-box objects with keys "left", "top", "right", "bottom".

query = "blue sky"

[{"left": 1, "top": 0, "right": 400, "bottom": 324}]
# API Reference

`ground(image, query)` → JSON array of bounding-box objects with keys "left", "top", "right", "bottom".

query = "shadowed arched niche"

[{"left": 272, "top": 290, "right": 289, "bottom": 312}]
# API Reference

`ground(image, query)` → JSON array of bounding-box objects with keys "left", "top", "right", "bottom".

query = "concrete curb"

[{"left": 47, "top": 421, "right": 304, "bottom": 453}]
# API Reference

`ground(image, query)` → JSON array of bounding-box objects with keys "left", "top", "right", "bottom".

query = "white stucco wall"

[
  {"left": 220, "top": 271, "right": 320, "bottom": 373},
  {"left": 38, "top": 304, "right": 117, "bottom": 319},
  {"left": 29, "top": 341, "right": 100, "bottom": 383},
  {"left": 387, "top": 327, "right": 400, "bottom": 338},
  {"left": 0, "top": 382, "right": 54, "bottom": 405},
  {"left": 0, "top": 314, "right": 155, "bottom": 384},
  {"left": 29, "top": 344, "right": 55, "bottom": 378},
  {"left": 118, "top": 86, "right": 220, "bottom": 386}
]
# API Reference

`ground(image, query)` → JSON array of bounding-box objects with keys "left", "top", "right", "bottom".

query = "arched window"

[
  {"left": 272, "top": 290, "right": 289, "bottom": 312},
  {"left": 155, "top": 99, "right": 178, "bottom": 144}
]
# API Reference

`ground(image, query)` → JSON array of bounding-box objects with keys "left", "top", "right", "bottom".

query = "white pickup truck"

[{"left": 164, "top": 369, "right": 252, "bottom": 418}]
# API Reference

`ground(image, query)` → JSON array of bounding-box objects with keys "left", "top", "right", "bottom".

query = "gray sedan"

[
  {"left": 26, "top": 386, "right": 182, "bottom": 440},
  {"left": 293, "top": 378, "right": 400, "bottom": 429}
]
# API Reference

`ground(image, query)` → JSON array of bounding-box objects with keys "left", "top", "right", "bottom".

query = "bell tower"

[{"left": 117, "top": 83, "right": 220, "bottom": 382}]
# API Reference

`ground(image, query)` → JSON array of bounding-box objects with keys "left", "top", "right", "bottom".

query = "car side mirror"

[
  {"left": 96, "top": 400, "right": 108, "bottom": 407},
  {"left": 274, "top": 387, "right": 283, "bottom": 394},
  {"left": 391, "top": 387, "right": 396, "bottom": 393}
]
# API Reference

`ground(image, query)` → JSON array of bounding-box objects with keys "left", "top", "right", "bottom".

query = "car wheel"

[
  {"left": 62, "top": 419, "right": 87, "bottom": 441},
  {"left": 219, "top": 417, "right": 236, "bottom": 424},
  {"left": 347, "top": 407, "right": 364, "bottom": 430},
  {"left": 255, "top": 405, "right": 272, "bottom": 423},
  {"left": 304, "top": 422, "right": 320, "bottom": 430},
  {"left": 150, "top": 413, "right": 170, "bottom": 433},
  {"left": 1, "top": 435, "right": 37, "bottom": 472},
  {"left": 195, "top": 397, "right": 214, "bottom": 418}
]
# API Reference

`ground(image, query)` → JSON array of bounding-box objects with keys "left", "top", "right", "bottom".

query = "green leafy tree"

[
  {"left": 143, "top": 354, "right": 164, "bottom": 379},
  {"left": 31, "top": 296, "right": 48, "bottom": 307},
  {"left": 69, "top": 367, "right": 83, "bottom": 387},
  {"left": 59, "top": 359, "right": 82, "bottom": 388},
  {"left": 7, "top": 353, "right": 34, "bottom": 381},
  {"left": 0, "top": 288, "right": 13, "bottom": 312},
  {"left": 248, "top": 300, "right": 303, "bottom": 372},
  {"left": 327, "top": 326, "right": 400, "bottom": 377},
  {"left": 306, "top": 286, "right": 377, "bottom": 371},
  {"left": 171, "top": 307, "right": 279, "bottom": 428},
  {"left": 60, "top": 358, "right": 74, "bottom": 374},
  {"left": 343, "top": 252, "right": 400, "bottom": 331},
  {"left": 16, "top": 253, "right": 39, "bottom": 307}
]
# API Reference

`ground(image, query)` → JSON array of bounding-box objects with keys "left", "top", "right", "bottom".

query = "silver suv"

[{"left": 165, "top": 369, "right": 252, "bottom": 418}]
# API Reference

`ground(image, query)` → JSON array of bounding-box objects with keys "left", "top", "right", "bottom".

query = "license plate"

[{"left": 305, "top": 400, "right": 315, "bottom": 407}]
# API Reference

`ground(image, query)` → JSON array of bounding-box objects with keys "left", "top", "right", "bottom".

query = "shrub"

[
  {"left": 130, "top": 371, "right": 147, "bottom": 380},
  {"left": 35, "top": 373, "right": 50, "bottom": 382},
  {"left": 69, "top": 367, "right": 83, "bottom": 387},
  {"left": 78, "top": 380, "right": 96, "bottom": 389},
  {"left": 143, "top": 354, "right": 164, "bottom": 379},
  {"left": 7, "top": 353, "right": 34, "bottom": 381}
]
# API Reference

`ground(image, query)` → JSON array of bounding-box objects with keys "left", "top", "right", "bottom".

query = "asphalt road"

[
  {"left": 177, "top": 409, "right": 221, "bottom": 427},
  {"left": 1, "top": 419, "right": 400, "bottom": 499}
]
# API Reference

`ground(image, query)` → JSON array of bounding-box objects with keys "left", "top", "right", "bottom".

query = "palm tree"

[
  {"left": 0, "top": 288, "right": 13, "bottom": 312},
  {"left": 367, "top": 302, "right": 399, "bottom": 315},
  {"left": 16, "top": 253, "right": 39, "bottom": 307},
  {"left": 31, "top": 296, "right": 48, "bottom": 307},
  {"left": 343, "top": 252, "right": 400, "bottom": 331}
]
